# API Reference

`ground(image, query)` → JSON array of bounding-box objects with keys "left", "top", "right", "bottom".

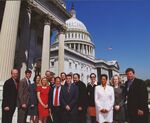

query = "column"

[
  {"left": 74, "top": 43, "right": 76, "bottom": 50},
  {"left": 0, "top": 1, "right": 21, "bottom": 82},
  {"left": 85, "top": 45, "right": 88, "bottom": 55},
  {"left": 89, "top": 46, "right": 92, "bottom": 56},
  {"left": 82, "top": 44, "right": 84, "bottom": 54},
  {"left": 83, "top": 44, "right": 85, "bottom": 54},
  {"left": 58, "top": 30, "right": 65, "bottom": 75},
  {"left": 18, "top": 5, "right": 32, "bottom": 78},
  {"left": 41, "top": 19, "right": 51, "bottom": 76},
  {"left": 69, "top": 43, "right": 71, "bottom": 49},
  {"left": 78, "top": 43, "right": 80, "bottom": 52},
  {"left": 93, "top": 48, "right": 95, "bottom": 57}
]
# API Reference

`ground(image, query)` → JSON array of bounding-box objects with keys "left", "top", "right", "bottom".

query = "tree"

[{"left": 144, "top": 79, "right": 150, "bottom": 87}]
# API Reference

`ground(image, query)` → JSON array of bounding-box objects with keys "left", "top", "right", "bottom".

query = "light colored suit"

[
  {"left": 95, "top": 85, "right": 114, "bottom": 123},
  {"left": 17, "top": 78, "right": 30, "bottom": 123}
]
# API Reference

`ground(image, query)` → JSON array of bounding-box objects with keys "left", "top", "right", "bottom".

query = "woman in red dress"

[{"left": 37, "top": 76, "right": 50, "bottom": 123}]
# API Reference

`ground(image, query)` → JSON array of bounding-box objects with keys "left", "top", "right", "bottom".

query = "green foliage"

[{"left": 144, "top": 79, "right": 150, "bottom": 87}]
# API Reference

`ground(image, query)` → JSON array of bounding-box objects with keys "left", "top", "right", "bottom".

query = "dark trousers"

[
  {"left": 128, "top": 116, "right": 149, "bottom": 123},
  {"left": 17, "top": 107, "right": 28, "bottom": 123},
  {"left": 2, "top": 108, "right": 15, "bottom": 123},
  {"left": 62, "top": 109, "right": 78, "bottom": 123},
  {"left": 53, "top": 106, "right": 62, "bottom": 123},
  {"left": 78, "top": 111, "right": 86, "bottom": 123},
  {"left": 90, "top": 116, "right": 96, "bottom": 123}
]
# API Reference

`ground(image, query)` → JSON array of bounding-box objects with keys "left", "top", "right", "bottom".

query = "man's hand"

[
  {"left": 78, "top": 107, "right": 83, "bottom": 111},
  {"left": 22, "top": 104, "right": 27, "bottom": 109},
  {"left": 31, "top": 104, "right": 34, "bottom": 108},
  {"left": 115, "top": 105, "right": 120, "bottom": 111},
  {"left": 138, "top": 109, "right": 144, "bottom": 116},
  {"left": 66, "top": 105, "right": 71, "bottom": 111},
  {"left": 49, "top": 108, "right": 52, "bottom": 115},
  {"left": 4, "top": 107, "right": 10, "bottom": 111}
]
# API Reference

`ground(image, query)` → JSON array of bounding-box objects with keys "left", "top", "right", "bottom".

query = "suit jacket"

[
  {"left": 125, "top": 78, "right": 149, "bottom": 122},
  {"left": 2, "top": 78, "right": 18, "bottom": 110},
  {"left": 75, "top": 81, "right": 88, "bottom": 112},
  {"left": 48, "top": 85, "right": 62, "bottom": 110},
  {"left": 18, "top": 78, "right": 30, "bottom": 107},
  {"left": 60, "top": 82, "right": 79, "bottom": 113}
]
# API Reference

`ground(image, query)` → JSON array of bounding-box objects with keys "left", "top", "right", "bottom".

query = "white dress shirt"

[{"left": 53, "top": 86, "right": 61, "bottom": 106}]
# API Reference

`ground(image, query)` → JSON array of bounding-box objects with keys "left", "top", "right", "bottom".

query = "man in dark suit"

[
  {"left": 17, "top": 70, "right": 32, "bottom": 123},
  {"left": 125, "top": 68, "right": 149, "bottom": 123},
  {"left": 73, "top": 73, "right": 88, "bottom": 123},
  {"left": 60, "top": 74, "right": 79, "bottom": 123},
  {"left": 2, "top": 69, "right": 19, "bottom": 123},
  {"left": 48, "top": 76, "right": 62, "bottom": 123}
]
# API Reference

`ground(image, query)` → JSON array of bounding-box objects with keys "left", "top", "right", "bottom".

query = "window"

[
  {"left": 69, "top": 62, "right": 72, "bottom": 68},
  {"left": 75, "top": 33, "right": 77, "bottom": 38},
  {"left": 75, "top": 64, "right": 77, "bottom": 69},
  {"left": 51, "top": 62, "right": 54, "bottom": 67}
]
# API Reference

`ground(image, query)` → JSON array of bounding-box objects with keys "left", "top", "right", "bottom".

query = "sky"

[{"left": 64, "top": 0, "right": 150, "bottom": 80}]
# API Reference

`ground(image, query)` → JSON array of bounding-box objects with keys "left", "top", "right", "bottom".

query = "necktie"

[{"left": 54, "top": 87, "right": 59, "bottom": 106}]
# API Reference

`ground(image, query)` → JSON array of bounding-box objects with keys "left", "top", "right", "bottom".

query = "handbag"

[{"left": 87, "top": 106, "right": 96, "bottom": 116}]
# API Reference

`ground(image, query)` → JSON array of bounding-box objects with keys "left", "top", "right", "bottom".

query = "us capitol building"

[
  {"left": 50, "top": 5, "right": 119, "bottom": 84},
  {"left": 0, "top": 0, "right": 119, "bottom": 121}
]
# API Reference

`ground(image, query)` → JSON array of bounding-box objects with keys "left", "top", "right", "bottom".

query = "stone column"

[
  {"left": 58, "top": 30, "right": 65, "bottom": 75},
  {"left": 74, "top": 43, "right": 76, "bottom": 50},
  {"left": 0, "top": 1, "right": 21, "bottom": 82},
  {"left": 41, "top": 19, "right": 51, "bottom": 76},
  {"left": 89, "top": 46, "right": 91, "bottom": 56},
  {"left": 19, "top": 5, "right": 32, "bottom": 79},
  {"left": 82, "top": 44, "right": 85, "bottom": 54},
  {"left": 78, "top": 43, "right": 80, "bottom": 52},
  {"left": 93, "top": 48, "right": 95, "bottom": 57},
  {"left": 85, "top": 45, "right": 88, "bottom": 55},
  {"left": 69, "top": 43, "right": 71, "bottom": 49}
]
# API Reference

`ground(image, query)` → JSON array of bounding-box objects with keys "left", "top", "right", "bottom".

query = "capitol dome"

[
  {"left": 54, "top": 4, "right": 95, "bottom": 58},
  {"left": 66, "top": 17, "right": 87, "bottom": 31}
]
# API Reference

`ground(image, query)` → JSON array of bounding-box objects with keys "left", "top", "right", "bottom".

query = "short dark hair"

[
  {"left": 25, "top": 69, "right": 32, "bottom": 74},
  {"left": 73, "top": 73, "right": 80, "bottom": 79},
  {"left": 33, "top": 75, "right": 41, "bottom": 82},
  {"left": 60, "top": 72, "right": 66, "bottom": 76},
  {"left": 100, "top": 74, "right": 108, "bottom": 80},
  {"left": 66, "top": 74, "right": 72, "bottom": 78},
  {"left": 90, "top": 73, "right": 96, "bottom": 78},
  {"left": 55, "top": 76, "right": 61, "bottom": 81},
  {"left": 125, "top": 68, "right": 135, "bottom": 74}
]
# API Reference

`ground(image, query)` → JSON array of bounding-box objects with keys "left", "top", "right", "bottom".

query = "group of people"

[{"left": 1, "top": 68, "right": 149, "bottom": 123}]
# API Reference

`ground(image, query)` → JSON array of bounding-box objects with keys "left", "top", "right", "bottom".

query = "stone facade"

[{"left": 0, "top": 0, "right": 70, "bottom": 122}]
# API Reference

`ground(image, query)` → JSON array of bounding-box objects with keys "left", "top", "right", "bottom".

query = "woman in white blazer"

[{"left": 95, "top": 74, "right": 114, "bottom": 123}]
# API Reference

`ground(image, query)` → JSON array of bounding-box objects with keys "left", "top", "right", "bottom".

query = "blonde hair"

[
  {"left": 111, "top": 75, "right": 122, "bottom": 86},
  {"left": 40, "top": 76, "right": 49, "bottom": 86}
]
